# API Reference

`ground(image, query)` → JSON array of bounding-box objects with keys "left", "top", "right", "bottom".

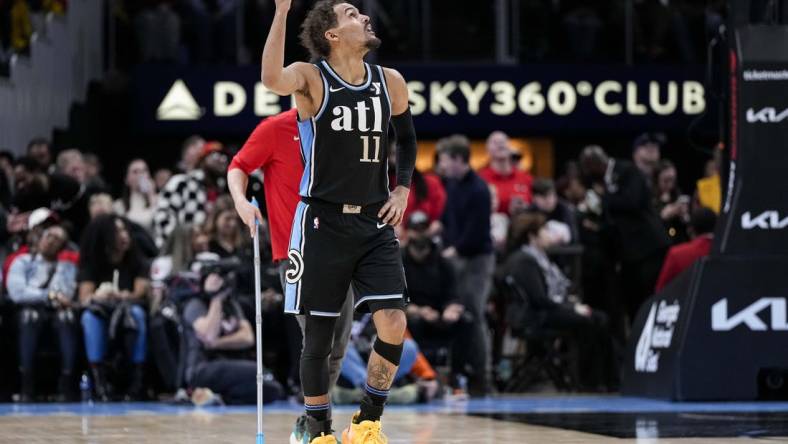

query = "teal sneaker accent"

[{"left": 289, "top": 415, "right": 309, "bottom": 444}]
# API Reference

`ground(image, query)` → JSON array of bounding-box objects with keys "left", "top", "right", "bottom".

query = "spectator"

[
  {"left": 192, "top": 227, "right": 211, "bottom": 255},
  {"left": 178, "top": 135, "right": 205, "bottom": 173},
  {"left": 8, "top": 156, "right": 94, "bottom": 242},
  {"left": 154, "top": 167, "right": 173, "bottom": 192},
  {"left": 653, "top": 160, "right": 689, "bottom": 244},
  {"left": 78, "top": 215, "right": 150, "bottom": 401},
  {"left": 655, "top": 207, "right": 717, "bottom": 291},
  {"left": 438, "top": 134, "right": 494, "bottom": 396},
  {"left": 2, "top": 207, "right": 60, "bottom": 287},
  {"left": 7, "top": 224, "right": 79, "bottom": 401},
  {"left": 556, "top": 162, "right": 587, "bottom": 208},
  {"left": 26, "top": 138, "right": 52, "bottom": 173},
  {"left": 55, "top": 149, "right": 87, "bottom": 185},
  {"left": 182, "top": 266, "right": 285, "bottom": 405},
  {"left": 631, "top": 132, "right": 664, "bottom": 188},
  {"left": 153, "top": 141, "right": 229, "bottom": 248},
  {"left": 579, "top": 145, "right": 670, "bottom": 322},
  {"left": 388, "top": 141, "right": 446, "bottom": 236},
  {"left": 150, "top": 225, "right": 200, "bottom": 287},
  {"left": 204, "top": 195, "right": 248, "bottom": 259},
  {"left": 10, "top": 0, "right": 31, "bottom": 52},
  {"left": 94, "top": 192, "right": 159, "bottom": 260},
  {"left": 83, "top": 153, "right": 109, "bottom": 192},
  {"left": 572, "top": 180, "right": 622, "bottom": 340},
  {"left": 402, "top": 211, "right": 469, "bottom": 386},
  {"left": 53, "top": 149, "right": 103, "bottom": 238},
  {"left": 11, "top": 156, "right": 49, "bottom": 213},
  {"left": 203, "top": 195, "right": 258, "bottom": 305},
  {"left": 530, "top": 178, "right": 579, "bottom": 244},
  {"left": 478, "top": 131, "right": 533, "bottom": 215},
  {"left": 696, "top": 147, "right": 722, "bottom": 214},
  {"left": 114, "top": 159, "right": 158, "bottom": 233},
  {"left": 500, "top": 211, "right": 618, "bottom": 391},
  {"left": 89, "top": 193, "right": 115, "bottom": 219}
]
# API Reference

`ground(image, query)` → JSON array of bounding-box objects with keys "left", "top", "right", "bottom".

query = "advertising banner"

[
  {"left": 714, "top": 26, "right": 788, "bottom": 255},
  {"left": 132, "top": 64, "right": 706, "bottom": 137},
  {"left": 623, "top": 256, "right": 788, "bottom": 400}
]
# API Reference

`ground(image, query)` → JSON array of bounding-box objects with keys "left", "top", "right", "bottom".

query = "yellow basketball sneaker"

[
  {"left": 341, "top": 413, "right": 388, "bottom": 444},
  {"left": 310, "top": 434, "right": 338, "bottom": 444}
]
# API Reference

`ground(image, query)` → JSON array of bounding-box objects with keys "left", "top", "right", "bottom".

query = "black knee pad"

[
  {"left": 300, "top": 316, "right": 337, "bottom": 397},
  {"left": 373, "top": 338, "right": 403, "bottom": 366}
]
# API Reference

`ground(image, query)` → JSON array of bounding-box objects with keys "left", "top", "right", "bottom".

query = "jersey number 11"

[{"left": 360, "top": 136, "right": 381, "bottom": 163}]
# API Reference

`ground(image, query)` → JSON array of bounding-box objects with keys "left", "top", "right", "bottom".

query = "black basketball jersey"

[{"left": 297, "top": 59, "right": 392, "bottom": 206}]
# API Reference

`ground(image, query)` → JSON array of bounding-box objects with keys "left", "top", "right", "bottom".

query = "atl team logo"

[{"left": 286, "top": 249, "right": 304, "bottom": 284}]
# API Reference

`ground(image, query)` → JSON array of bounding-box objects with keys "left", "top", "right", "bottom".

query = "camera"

[
  {"left": 198, "top": 256, "right": 243, "bottom": 278},
  {"left": 191, "top": 253, "right": 243, "bottom": 298}
]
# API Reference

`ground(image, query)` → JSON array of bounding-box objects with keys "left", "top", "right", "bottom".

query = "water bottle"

[
  {"left": 498, "top": 358, "right": 513, "bottom": 382},
  {"left": 456, "top": 374, "right": 469, "bottom": 396},
  {"left": 80, "top": 372, "right": 92, "bottom": 403}
]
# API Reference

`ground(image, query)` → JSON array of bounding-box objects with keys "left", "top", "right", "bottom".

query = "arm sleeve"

[
  {"left": 391, "top": 109, "right": 417, "bottom": 188},
  {"left": 229, "top": 119, "right": 274, "bottom": 174},
  {"left": 6, "top": 257, "right": 48, "bottom": 304}
]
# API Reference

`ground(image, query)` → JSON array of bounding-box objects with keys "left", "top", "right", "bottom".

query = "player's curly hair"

[{"left": 299, "top": 0, "right": 346, "bottom": 62}]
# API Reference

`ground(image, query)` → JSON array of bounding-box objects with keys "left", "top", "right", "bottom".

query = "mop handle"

[{"left": 251, "top": 198, "right": 265, "bottom": 444}]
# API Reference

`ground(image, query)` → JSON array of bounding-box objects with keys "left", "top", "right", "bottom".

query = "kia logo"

[
  {"left": 712, "top": 298, "right": 788, "bottom": 331},
  {"left": 741, "top": 211, "right": 788, "bottom": 230},
  {"left": 746, "top": 107, "right": 788, "bottom": 123}
]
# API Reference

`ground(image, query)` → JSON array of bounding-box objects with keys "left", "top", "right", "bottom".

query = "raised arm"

[{"left": 261, "top": 0, "right": 312, "bottom": 96}]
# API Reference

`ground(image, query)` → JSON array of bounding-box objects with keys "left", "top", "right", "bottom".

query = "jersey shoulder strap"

[{"left": 369, "top": 64, "right": 392, "bottom": 112}]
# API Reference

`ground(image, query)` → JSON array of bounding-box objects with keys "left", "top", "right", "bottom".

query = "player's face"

[{"left": 331, "top": 3, "right": 381, "bottom": 52}]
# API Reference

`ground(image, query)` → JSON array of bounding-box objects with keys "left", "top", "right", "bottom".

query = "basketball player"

[
  {"left": 227, "top": 108, "right": 354, "bottom": 444},
  {"left": 261, "top": 0, "right": 417, "bottom": 442}
]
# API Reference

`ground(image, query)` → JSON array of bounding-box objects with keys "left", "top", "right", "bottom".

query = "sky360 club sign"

[{"left": 135, "top": 64, "right": 706, "bottom": 136}]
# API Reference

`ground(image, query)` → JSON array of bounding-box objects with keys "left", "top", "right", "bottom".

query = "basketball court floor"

[{"left": 2, "top": 396, "right": 788, "bottom": 443}]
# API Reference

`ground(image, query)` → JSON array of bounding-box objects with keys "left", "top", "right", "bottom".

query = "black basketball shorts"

[{"left": 284, "top": 199, "right": 407, "bottom": 317}]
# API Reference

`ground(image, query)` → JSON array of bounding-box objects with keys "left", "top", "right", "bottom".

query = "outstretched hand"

[{"left": 274, "top": 0, "right": 291, "bottom": 12}]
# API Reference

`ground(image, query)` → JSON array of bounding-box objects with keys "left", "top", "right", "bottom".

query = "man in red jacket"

[
  {"left": 478, "top": 131, "right": 532, "bottom": 215},
  {"left": 655, "top": 207, "right": 717, "bottom": 292},
  {"left": 227, "top": 108, "right": 353, "bottom": 443}
]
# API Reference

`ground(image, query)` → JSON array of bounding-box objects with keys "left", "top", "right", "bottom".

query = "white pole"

[{"left": 251, "top": 197, "right": 265, "bottom": 444}]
